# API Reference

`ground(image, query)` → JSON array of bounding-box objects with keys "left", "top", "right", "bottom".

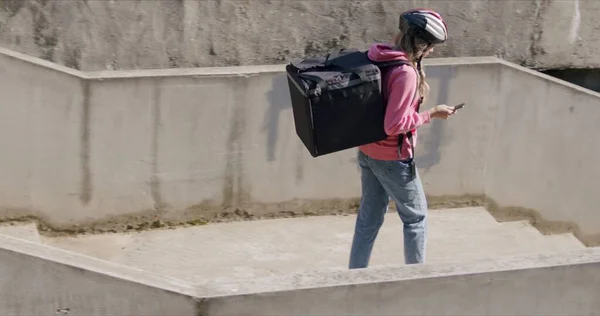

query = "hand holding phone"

[
  {"left": 453, "top": 103, "right": 465, "bottom": 111},
  {"left": 430, "top": 104, "right": 455, "bottom": 120}
]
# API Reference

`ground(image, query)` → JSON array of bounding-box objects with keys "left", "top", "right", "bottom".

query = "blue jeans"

[{"left": 349, "top": 150, "right": 428, "bottom": 269}]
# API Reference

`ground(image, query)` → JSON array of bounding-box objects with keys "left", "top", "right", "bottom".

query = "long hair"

[{"left": 393, "top": 32, "right": 433, "bottom": 102}]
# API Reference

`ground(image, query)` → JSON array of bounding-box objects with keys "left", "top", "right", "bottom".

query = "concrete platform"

[
  {"left": 42, "top": 207, "right": 585, "bottom": 284},
  {"left": 1, "top": 230, "right": 599, "bottom": 316},
  {"left": 0, "top": 222, "right": 41, "bottom": 243}
]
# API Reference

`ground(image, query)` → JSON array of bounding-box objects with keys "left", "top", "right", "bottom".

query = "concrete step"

[
  {"left": 0, "top": 222, "right": 41, "bottom": 243},
  {"left": 425, "top": 220, "right": 585, "bottom": 264},
  {"left": 42, "top": 207, "right": 585, "bottom": 284}
]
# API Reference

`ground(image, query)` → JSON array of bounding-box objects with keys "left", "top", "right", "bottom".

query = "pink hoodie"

[{"left": 358, "top": 43, "right": 431, "bottom": 161}]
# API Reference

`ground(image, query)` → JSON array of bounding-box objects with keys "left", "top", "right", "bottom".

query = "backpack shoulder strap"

[
  {"left": 365, "top": 52, "right": 422, "bottom": 161},
  {"left": 364, "top": 50, "right": 412, "bottom": 68},
  {"left": 376, "top": 59, "right": 420, "bottom": 161},
  {"left": 372, "top": 59, "right": 411, "bottom": 69}
]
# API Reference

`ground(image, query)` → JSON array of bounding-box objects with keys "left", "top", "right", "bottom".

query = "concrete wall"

[
  {"left": 486, "top": 64, "right": 600, "bottom": 241},
  {"left": 0, "top": 48, "right": 85, "bottom": 224},
  {"left": 410, "top": 58, "right": 503, "bottom": 197},
  {"left": 200, "top": 248, "right": 600, "bottom": 316},
  {"left": 0, "top": 0, "right": 599, "bottom": 71},
  {"left": 0, "top": 234, "right": 199, "bottom": 315},
  {"left": 1, "top": 47, "right": 600, "bottom": 244},
  {"left": 418, "top": 59, "right": 600, "bottom": 244},
  {"left": 84, "top": 68, "right": 365, "bottom": 214}
]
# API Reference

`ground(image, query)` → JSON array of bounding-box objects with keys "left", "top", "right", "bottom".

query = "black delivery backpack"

[{"left": 286, "top": 48, "right": 409, "bottom": 157}]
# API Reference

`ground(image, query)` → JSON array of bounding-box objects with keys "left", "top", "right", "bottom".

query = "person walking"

[{"left": 349, "top": 9, "right": 456, "bottom": 268}]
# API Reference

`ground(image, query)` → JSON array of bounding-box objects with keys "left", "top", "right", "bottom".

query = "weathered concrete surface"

[
  {"left": 0, "top": 222, "right": 40, "bottom": 243},
  {"left": 484, "top": 63, "right": 600, "bottom": 245},
  {"left": 42, "top": 207, "right": 585, "bottom": 284},
  {"left": 0, "top": 234, "right": 200, "bottom": 315},
  {"left": 0, "top": 48, "right": 85, "bottom": 225},
  {"left": 1, "top": 224, "right": 599, "bottom": 316},
  {"left": 0, "top": 0, "right": 599, "bottom": 71},
  {"left": 1, "top": 47, "right": 600, "bottom": 246},
  {"left": 200, "top": 248, "right": 600, "bottom": 316}
]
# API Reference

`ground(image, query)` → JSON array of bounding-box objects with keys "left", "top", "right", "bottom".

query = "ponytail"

[{"left": 393, "top": 33, "right": 432, "bottom": 102}]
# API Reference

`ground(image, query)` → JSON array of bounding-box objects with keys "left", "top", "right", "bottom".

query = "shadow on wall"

[
  {"left": 263, "top": 73, "right": 293, "bottom": 162},
  {"left": 416, "top": 65, "right": 455, "bottom": 172}
]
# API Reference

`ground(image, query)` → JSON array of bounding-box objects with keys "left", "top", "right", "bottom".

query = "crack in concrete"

[
  {"left": 79, "top": 80, "right": 92, "bottom": 205},
  {"left": 222, "top": 77, "right": 249, "bottom": 207},
  {"left": 150, "top": 79, "right": 164, "bottom": 212}
]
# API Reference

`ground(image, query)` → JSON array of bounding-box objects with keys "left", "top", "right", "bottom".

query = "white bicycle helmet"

[{"left": 399, "top": 9, "right": 448, "bottom": 44}]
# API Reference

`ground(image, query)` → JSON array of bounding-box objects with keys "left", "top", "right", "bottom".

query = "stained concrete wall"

[
  {"left": 0, "top": 47, "right": 600, "bottom": 244},
  {"left": 486, "top": 64, "right": 600, "bottom": 242},
  {"left": 420, "top": 59, "right": 600, "bottom": 244},
  {"left": 0, "top": 48, "right": 85, "bottom": 224},
  {"left": 0, "top": 234, "right": 199, "bottom": 315},
  {"left": 83, "top": 67, "right": 364, "bottom": 216},
  {"left": 0, "top": 0, "right": 599, "bottom": 71}
]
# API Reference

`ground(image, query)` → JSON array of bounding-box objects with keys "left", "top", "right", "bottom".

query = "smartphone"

[{"left": 453, "top": 103, "right": 465, "bottom": 110}]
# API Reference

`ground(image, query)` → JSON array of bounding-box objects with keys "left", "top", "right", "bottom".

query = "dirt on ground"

[
  {"left": 1, "top": 196, "right": 481, "bottom": 237},
  {"left": 1, "top": 194, "right": 598, "bottom": 247}
]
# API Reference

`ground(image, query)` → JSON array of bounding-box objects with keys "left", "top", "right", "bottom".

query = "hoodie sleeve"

[{"left": 383, "top": 66, "right": 431, "bottom": 136}]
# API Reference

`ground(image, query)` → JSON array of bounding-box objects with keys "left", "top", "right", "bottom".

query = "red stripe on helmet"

[{"left": 404, "top": 8, "right": 443, "bottom": 20}]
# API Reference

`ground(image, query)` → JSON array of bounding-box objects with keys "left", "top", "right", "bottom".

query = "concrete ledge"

[
  {"left": 0, "top": 45, "right": 503, "bottom": 80},
  {"left": 3, "top": 46, "right": 595, "bottom": 103},
  {"left": 84, "top": 56, "right": 504, "bottom": 79},
  {"left": 0, "top": 46, "right": 85, "bottom": 78},
  {"left": 497, "top": 59, "right": 600, "bottom": 98},
  {"left": 3, "top": 44, "right": 595, "bottom": 99},
  {"left": 198, "top": 247, "right": 600, "bottom": 297},
  {"left": 0, "top": 233, "right": 199, "bottom": 315},
  {"left": 422, "top": 56, "right": 503, "bottom": 66},
  {"left": 2, "top": 228, "right": 598, "bottom": 316},
  {"left": 85, "top": 64, "right": 287, "bottom": 79},
  {"left": 0, "top": 44, "right": 593, "bottom": 97},
  {"left": 199, "top": 248, "right": 600, "bottom": 316},
  {"left": 1, "top": 227, "right": 599, "bottom": 315}
]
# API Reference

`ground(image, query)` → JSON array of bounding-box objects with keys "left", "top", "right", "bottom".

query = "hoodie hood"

[{"left": 367, "top": 43, "right": 410, "bottom": 63}]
